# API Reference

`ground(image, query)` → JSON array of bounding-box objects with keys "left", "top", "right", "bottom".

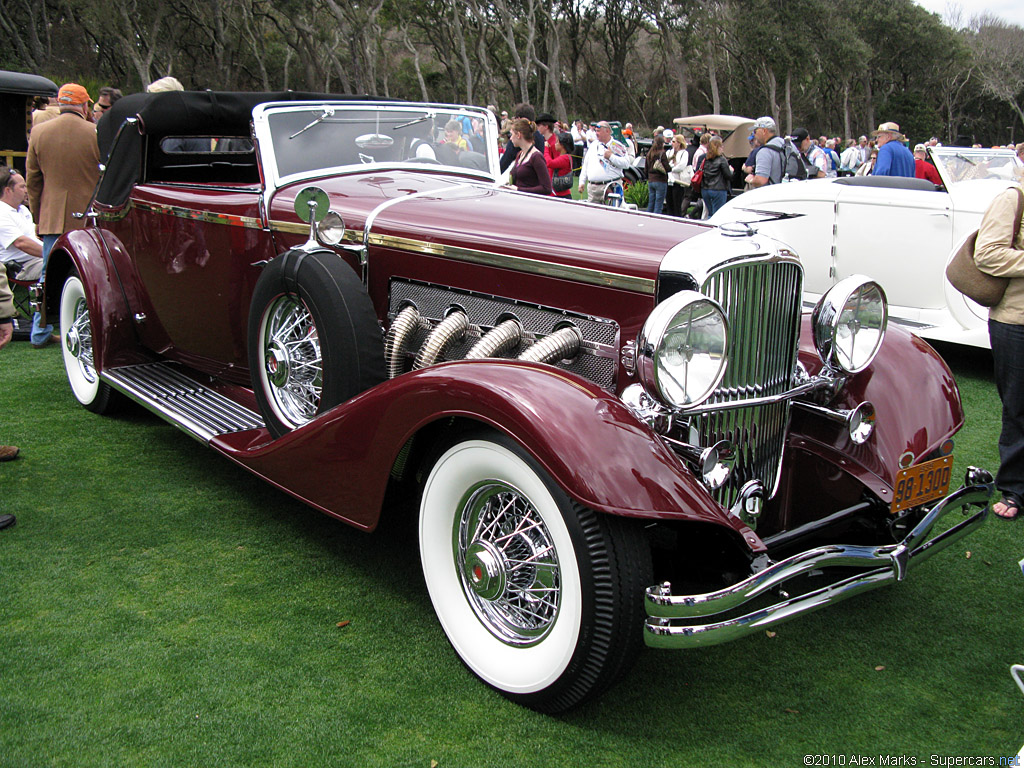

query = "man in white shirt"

[
  {"left": 0, "top": 167, "right": 43, "bottom": 282},
  {"left": 578, "top": 121, "right": 630, "bottom": 203}
]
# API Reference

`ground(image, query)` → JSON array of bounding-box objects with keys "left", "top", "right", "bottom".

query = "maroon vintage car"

[{"left": 38, "top": 91, "right": 993, "bottom": 713}]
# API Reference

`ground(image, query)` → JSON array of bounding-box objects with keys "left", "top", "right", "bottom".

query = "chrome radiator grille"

[{"left": 693, "top": 258, "right": 803, "bottom": 509}]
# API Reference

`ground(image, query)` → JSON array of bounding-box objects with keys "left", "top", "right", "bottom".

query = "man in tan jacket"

[
  {"left": 975, "top": 183, "right": 1024, "bottom": 519},
  {"left": 25, "top": 82, "right": 100, "bottom": 347}
]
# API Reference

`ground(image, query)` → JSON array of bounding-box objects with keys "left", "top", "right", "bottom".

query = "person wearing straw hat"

[{"left": 870, "top": 121, "right": 914, "bottom": 178}]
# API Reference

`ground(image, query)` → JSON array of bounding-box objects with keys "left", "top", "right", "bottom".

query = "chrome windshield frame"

[{"left": 251, "top": 101, "right": 501, "bottom": 198}]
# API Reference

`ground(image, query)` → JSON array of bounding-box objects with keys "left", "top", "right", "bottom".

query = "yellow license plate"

[{"left": 891, "top": 455, "right": 954, "bottom": 513}]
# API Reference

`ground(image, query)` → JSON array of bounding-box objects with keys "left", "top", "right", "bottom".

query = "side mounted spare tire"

[{"left": 247, "top": 248, "right": 385, "bottom": 438}]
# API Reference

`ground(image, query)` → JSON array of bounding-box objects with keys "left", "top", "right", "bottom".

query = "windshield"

[
  {"left": 256, "top": 103, "right": 498, "bottom": 185},
  {"left": 931, "top": 147, "right": 1023, "bottom": 185}
]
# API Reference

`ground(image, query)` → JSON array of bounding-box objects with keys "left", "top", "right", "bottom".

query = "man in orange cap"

[{"left": 25, "top": 82, "right": 100, "bottom": 347}]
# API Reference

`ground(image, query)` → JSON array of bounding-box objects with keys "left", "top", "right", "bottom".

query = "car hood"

[{"left": 362, "top": 180, "right": 710, "bottom": 290}]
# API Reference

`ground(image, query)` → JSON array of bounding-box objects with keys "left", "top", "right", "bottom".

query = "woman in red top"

[
  {"left": 507, "top": 119, "right": 552, "bottom": 195},
  {"left": 546, "top": 132, "right": 575, "bottom": 199}
]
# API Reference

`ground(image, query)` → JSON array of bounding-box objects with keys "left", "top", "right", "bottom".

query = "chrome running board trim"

[{"left": 102, "top": 363, "right": 264, "bottom": 443}]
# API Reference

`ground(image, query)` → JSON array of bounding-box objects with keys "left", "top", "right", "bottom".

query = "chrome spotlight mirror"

[{"left": 294, "top": 186, "right": 329, "bottom": 224}]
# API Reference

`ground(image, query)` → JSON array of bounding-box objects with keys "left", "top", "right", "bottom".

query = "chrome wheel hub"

[
  {"left": 265, "top": 340, "right": 290, "bottom": 387},
  {"left": 65, "top": 325, "right": 81, "bottom": 358},
  {"left": 261, "top": 295, "right": 322, "bottom": 428},
  {"left": 463, "top": 540, "right": 506, "bottom": 601},
  {"left": 455, "top": 481, "right": 561, "bottom": 646}
]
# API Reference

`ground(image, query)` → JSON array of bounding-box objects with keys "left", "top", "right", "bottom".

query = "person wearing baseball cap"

[
  {"left": 748, "top": 116, "right": 787, "bottom": 187},
  {"left": 870, "top": 121, "right": 914, "bottom": 178},
  {"left": 789, "top": 127, "right": 827, "bottom": 179},
  {"left": 25, "top": 82, "right": 100, "bottom": 347},
  {"left": 57, "top": 83, "right": 91, "bottom": 106}
]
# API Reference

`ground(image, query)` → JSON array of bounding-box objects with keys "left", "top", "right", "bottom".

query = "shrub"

[{"left": 624, "top": 180, "right": 648, "bottom": 209}]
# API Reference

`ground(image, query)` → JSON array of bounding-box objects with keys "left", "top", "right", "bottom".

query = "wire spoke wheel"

[
  {"left": 420, "top": 431, "right": 651, "bottom": 712},
  {"left": 67, "top": 295, "right": 97, "bottom": 384},
  {"left": 259, "top": 294, "right": 322, "bottom": 429},
  {"left": 456, "top": 481, "right": 561, "bottom": 646}
]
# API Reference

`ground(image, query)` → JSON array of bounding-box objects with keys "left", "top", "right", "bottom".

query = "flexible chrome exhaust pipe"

[
  {"left": 414, "top": 310, "right": 468, "bottom": 370},
  {"left": 519, "top": 326, "right": 582, "bottom": 365},
  {"left": 384, "top": 305, "right": 425, "bottom": 379},
  {"left": 466, "top": 319, "right": 523, "bottom": 359}
]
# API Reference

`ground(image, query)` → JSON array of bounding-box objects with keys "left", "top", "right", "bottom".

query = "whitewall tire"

[
  {"left": 60, "top": 273, "right": 117, "bottom": 414},
  {"left": 419, "top": 430, "right": 651, "bottom": 712}
]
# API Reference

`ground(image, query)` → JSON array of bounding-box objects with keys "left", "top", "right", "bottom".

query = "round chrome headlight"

[
  {"left": 316, "top": 210, "right": 347, "bottom": 246},
  {"left": 812, "top": 276, "right": 887, "bottom": 374},
  {"left": 637, "top": 291, "right": 729, "bottom": 409}
]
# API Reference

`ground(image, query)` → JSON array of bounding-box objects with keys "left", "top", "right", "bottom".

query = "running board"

[{"left": 102, "top": 363, "right": 265, "bottom": 442}]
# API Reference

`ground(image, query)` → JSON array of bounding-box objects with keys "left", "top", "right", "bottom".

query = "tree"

[{"left": 969, "top": 14, "right": 1024, "bottom": 131}]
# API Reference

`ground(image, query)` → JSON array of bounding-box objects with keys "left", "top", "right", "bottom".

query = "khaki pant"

[
  {"left": 0, "top": 264, "right": 14, "bottom": 320},
  {"left": 586, "top": 181, "right": 611, "bottom": 204}
]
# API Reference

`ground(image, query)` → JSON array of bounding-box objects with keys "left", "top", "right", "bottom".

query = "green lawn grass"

[{"left": 0, "top": 339, "right": 1021, "bottom": 767}]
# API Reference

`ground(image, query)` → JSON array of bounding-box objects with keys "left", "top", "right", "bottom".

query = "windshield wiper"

[
  {"left": 289, "top": 107, "right": 335, "bottom": 140},
  {"left": 393, "top": 111, "right": 436, "bottom": 130},
  {"left": 730, "top": 207, "right": 806, "bottom": 221},
  {"left": 954, "top": 153, "right": 977, "bottom": 166}
]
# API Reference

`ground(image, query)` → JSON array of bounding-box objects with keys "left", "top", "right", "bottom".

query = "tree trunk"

[
  {"left": 403, "top": 27, "right": 430, "bottom": 102},
  {"left": 707, "top": 48, "right": 720, "bottom": 114},
  {"left": 450, "top": 4, "right": 474, "bottom": 103},
  {"left": 842, "top": 79, "right": 851, "bottom": 140},
  {"left": 784, "top": 70, "right": 793, "bottom": 136},
  {"left": 865, "top": 73, "right": 875, "bottom": 135}
]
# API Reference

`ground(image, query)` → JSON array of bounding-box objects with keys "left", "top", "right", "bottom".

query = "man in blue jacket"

[{"left": 871, "top": 121, "right": 915, "bottom": 178}]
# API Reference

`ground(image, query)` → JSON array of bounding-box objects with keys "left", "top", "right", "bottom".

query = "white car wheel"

[
  {"left": 419, "top": 431, "right": 650, "bottom": 712},
  {"left": 60, "top": 273, "right": 116, "bottom": 414}
]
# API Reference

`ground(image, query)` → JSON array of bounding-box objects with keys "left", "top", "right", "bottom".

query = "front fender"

[
  {"left": 794, "top": 316, "right": 963, "bottom": 495},
  {"left": 212, "top": 360, "right": 757, "bottom": 546},
  {"left": 43, "top": 229, "right": 137, "bottom": 373}
]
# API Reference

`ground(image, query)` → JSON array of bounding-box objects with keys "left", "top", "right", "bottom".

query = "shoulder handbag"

[
  {"left": 552, "top": 168, "right": 573, "bottom": 193},
  {"left": 690, "top": 155, "right": 705, "bottom": 190},
  {"left": 945, "top": 187, "right": 1023, "bottom": 307}
]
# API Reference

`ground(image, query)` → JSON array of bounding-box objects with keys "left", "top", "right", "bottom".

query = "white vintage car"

[{"left": 710, "top": 146, "right": 1023, "bottom": 348}]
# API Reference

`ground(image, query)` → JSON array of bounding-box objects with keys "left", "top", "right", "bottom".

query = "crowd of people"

[{"left": 492, "top": 103, "right": 1024, "bottom": 219}]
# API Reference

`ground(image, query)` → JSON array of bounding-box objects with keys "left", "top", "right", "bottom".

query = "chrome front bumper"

[{"left": 644, "top": 474, "right": 994, "bottom": 649}]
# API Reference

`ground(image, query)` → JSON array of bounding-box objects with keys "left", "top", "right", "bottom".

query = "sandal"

[{"left": 993, "top": 492, "right": 1022, "bottom": 521}]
